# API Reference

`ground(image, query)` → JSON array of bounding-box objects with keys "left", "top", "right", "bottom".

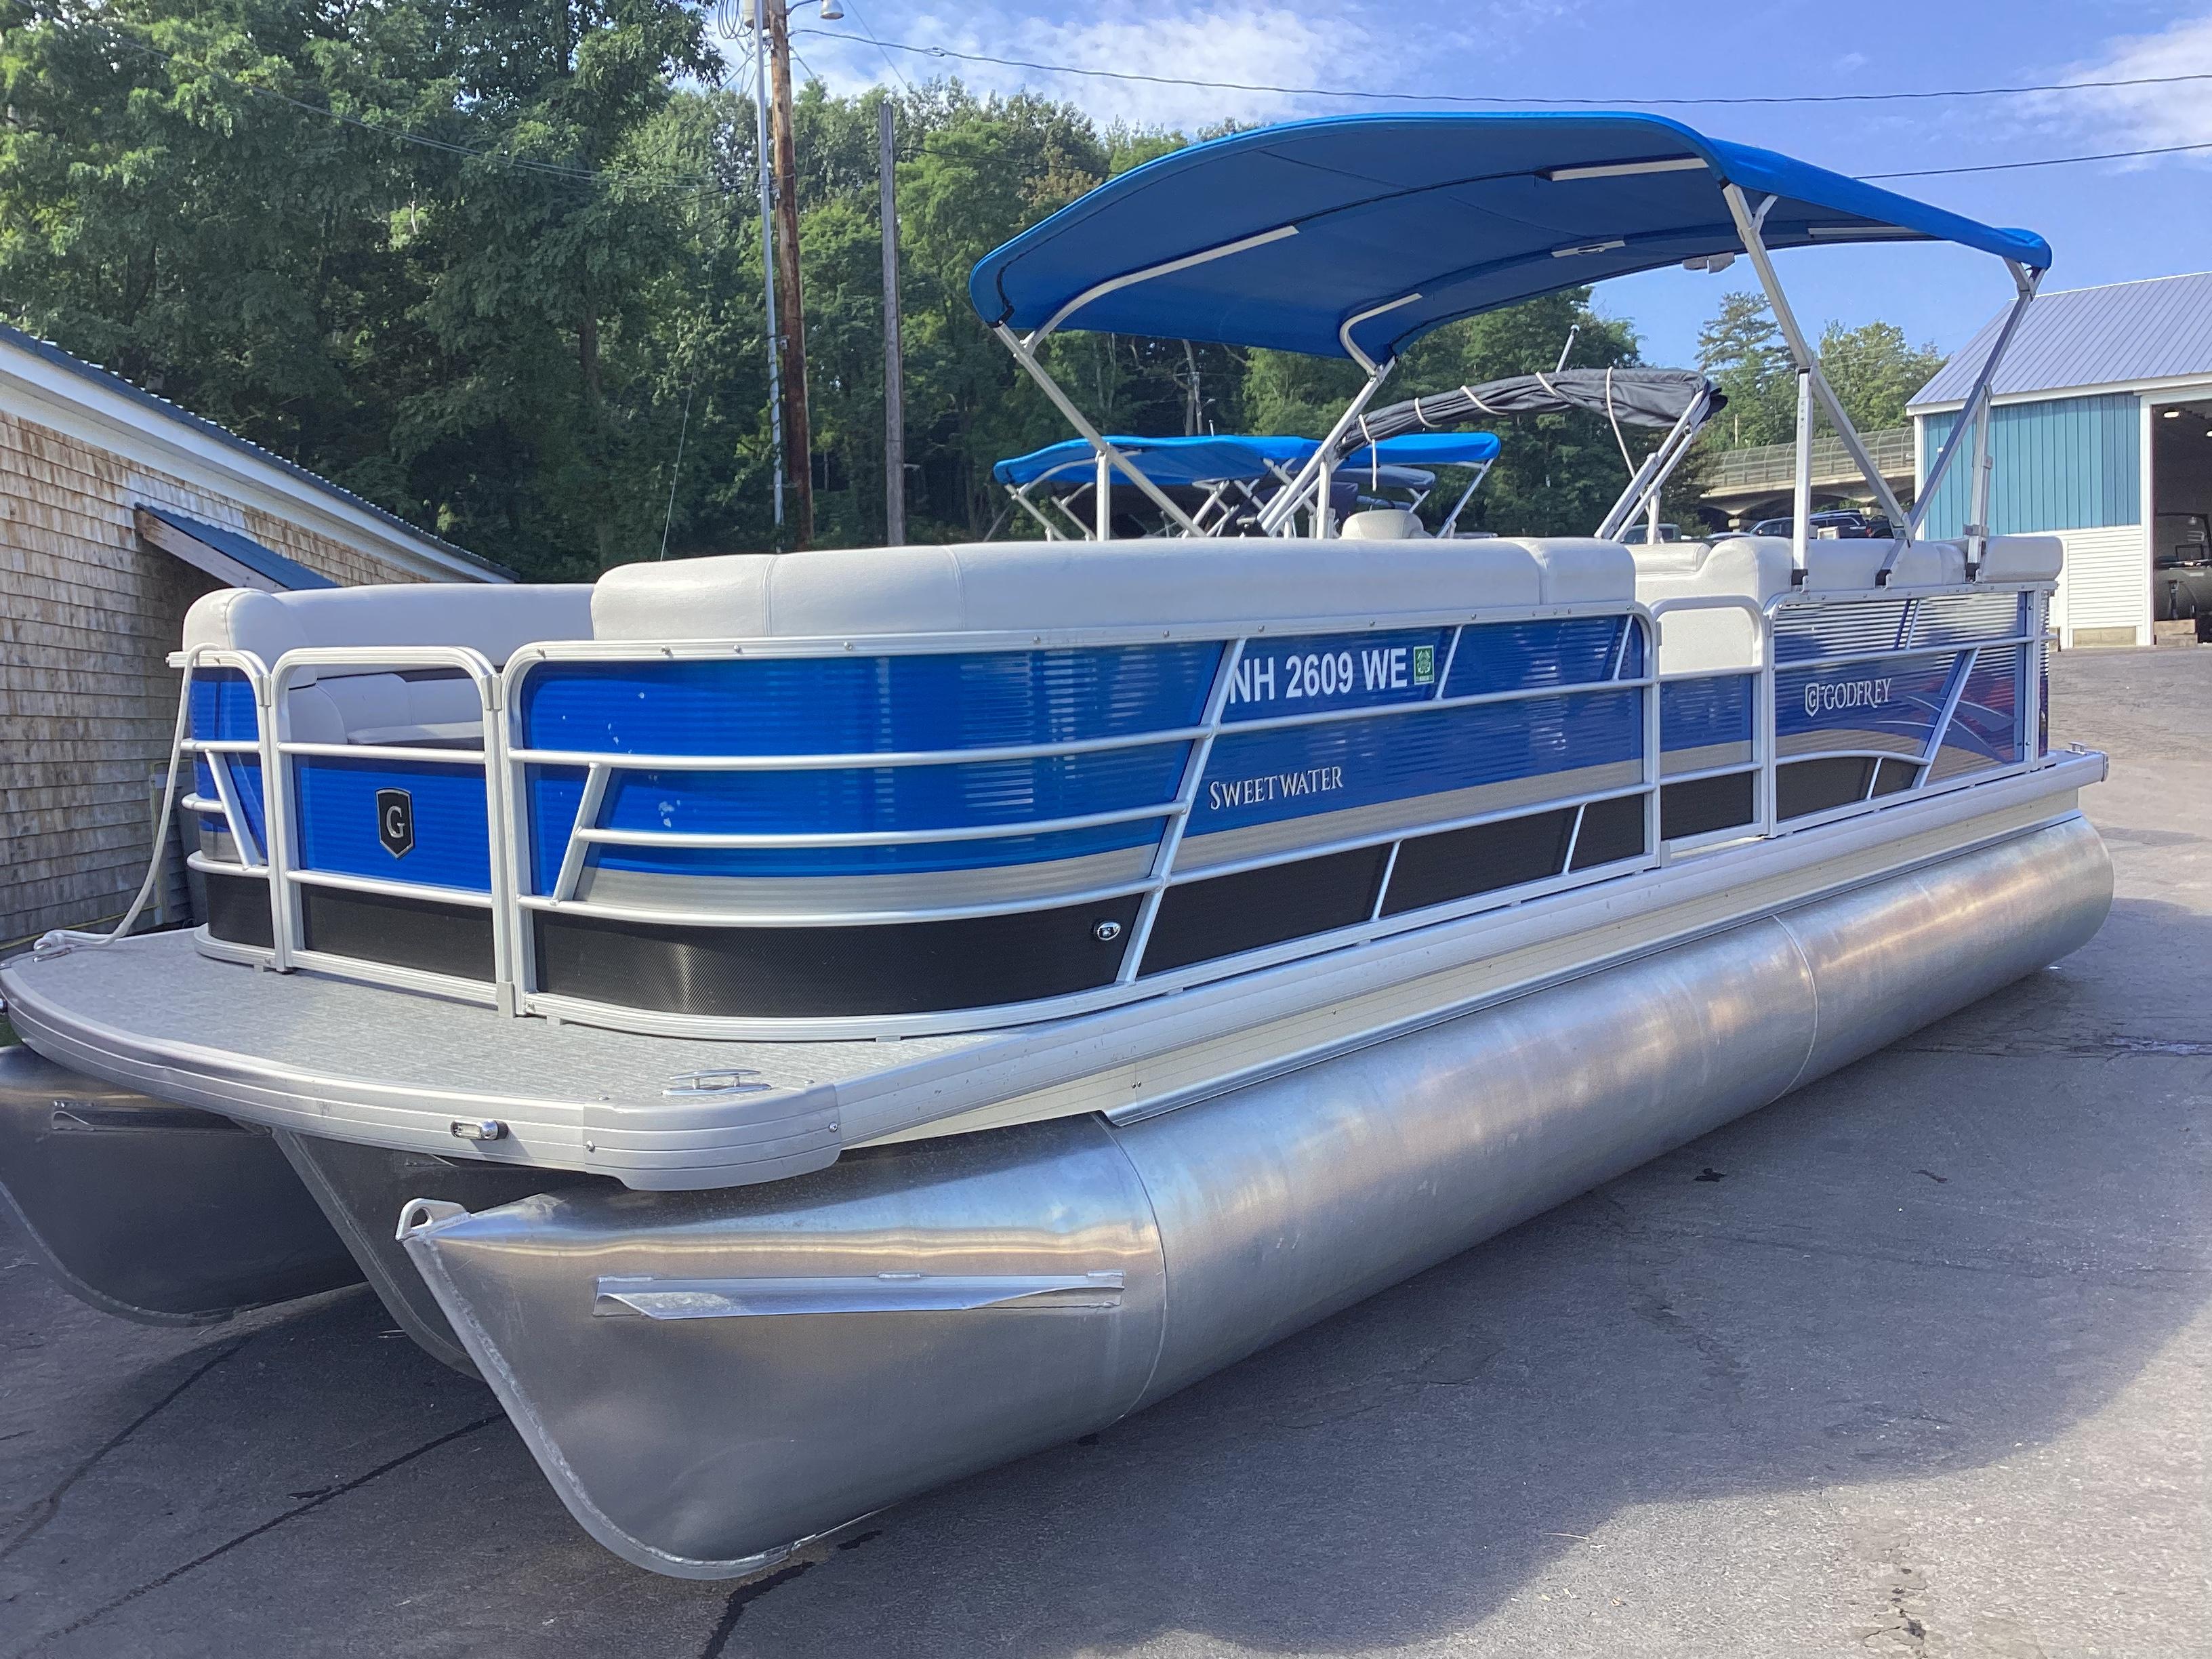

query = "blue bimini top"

[
  {"left": 993, "top": 430, "right": 1500, "bottom": 489},
  {"left": 970, "top": 112, "right": 2051, "bottom": 365}
]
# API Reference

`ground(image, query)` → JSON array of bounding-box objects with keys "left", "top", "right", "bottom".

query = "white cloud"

[
  {"left": 2033, "top": 8, "right": 2212, "bottom": 153},
  {"left": 743, "top": 2, "right": 1561, "bottom": 134}
]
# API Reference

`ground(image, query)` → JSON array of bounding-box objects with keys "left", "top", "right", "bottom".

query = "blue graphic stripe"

[
  {"left": 1660, "top": 674, "right": 1754, "bottom": 752},
  {"left": 1776, "top": 652, "right": 1955, "bottom": 752},
  {"left": 1195, "top": 689, "right": 1644, "bottom": 837},
  {"left": 293, "top": 756, "right": 491, "bottom": 890},
  {"left": 517, "top": 642, "right": 1223, "bottom": 756}
]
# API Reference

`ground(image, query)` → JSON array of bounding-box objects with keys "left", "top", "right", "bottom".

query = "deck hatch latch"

[{"left": 663, "top": 1068, "right": 769, "bottom": 1097}]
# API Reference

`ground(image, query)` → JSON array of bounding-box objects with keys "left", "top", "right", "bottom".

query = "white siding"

[{"left": 2049, "top": 524, "right": 2148, "bottom": 647}]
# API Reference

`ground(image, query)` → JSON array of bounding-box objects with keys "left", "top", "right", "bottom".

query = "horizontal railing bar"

[
  {"left": 1660, "top": 760, "right": 1763, "bottom": 787},
  {"left": 508, "top": 726, "right": 1210, "bottom": 773},
  {"left": 283, "top": 868, "right": 497, "bottom": 907},
  {"left": 279, "top": 741, "right": 490, "bottom": 763},
  {"left": 578, "top": 799, "right": 1180, "bottom": 849},
  {"left": 185, "top": 849, "right": 264, "bottom": 877},
  {"left": 286, "top": 946, "right": 500, "bottom": 1002},
  {"left": 182, "top": 738, "right": 262, "bottom": 754},
  {"left": 517, "top": 876, "right": 1161, "bottom": 930},
  {"left": 1773, "top": 631, "right": 2047, "bottom": 671}
]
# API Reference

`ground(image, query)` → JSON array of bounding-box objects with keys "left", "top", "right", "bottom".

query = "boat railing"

[{"left": 171, "top": 579, "right": 2057, "bottom": 1036}]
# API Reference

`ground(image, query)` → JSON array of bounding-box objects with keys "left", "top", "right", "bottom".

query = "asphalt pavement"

[{"left": 1, "top": 645, "right": 2205, "bottom": 1658}]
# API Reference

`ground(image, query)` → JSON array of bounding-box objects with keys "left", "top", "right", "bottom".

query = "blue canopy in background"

[
  {"left": 970, "top": 112, "right": 2051, "bottom": 365},
  {"left": 993, "top": 430, "right": 1496, "bottom": 489}
]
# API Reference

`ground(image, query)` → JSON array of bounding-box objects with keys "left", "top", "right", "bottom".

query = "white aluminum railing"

[{"left": 167, "top": 581, "right": 2053, "bottom": 1037}]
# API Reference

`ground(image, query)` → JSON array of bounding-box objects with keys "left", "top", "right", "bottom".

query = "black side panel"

[
  {"left": 1872, "top": 757, "right": 1921, "bottom": 797},
  {"left": 536, "top": 894, "right": 1143, "bottom": 1018},
  {"left": 204, "top": 869, "right": 275, "bottom": 949},
  {"left": 301, "top": 888, "right": 496, "bottom": 981},
  {"left": 1569, "top": 793, "right": 1648, "bottom": 870},
  {"left": 1660, "top": 771, "right": 1758, "bottom": 840},
  {"left": 1140, "top": 845, "right": 1390, "bottom": 976},
  {"left": 1380, "top": 807, "right": 1575, "bottom": 918},
  {"left": 1776, "top": 756, "right": 1878, "bottom": 820}
]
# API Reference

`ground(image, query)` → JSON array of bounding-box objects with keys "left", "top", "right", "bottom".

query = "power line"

[
  {"left": 792, "top": 26, "right": 2212, "bottom": 111},
  {"left": 1862, "top": 139, "right": 2212, "bottom": 179}
]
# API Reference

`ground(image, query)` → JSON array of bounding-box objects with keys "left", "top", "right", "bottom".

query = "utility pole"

[
  {"left": 764, "top": 0, "right": 813, "bottom": 547},
  {"left": 878, "top": 100, "right": 905, "bottom": 546},
  {"left": 750, "top": 4, "right": 782, "bottom": 535}
]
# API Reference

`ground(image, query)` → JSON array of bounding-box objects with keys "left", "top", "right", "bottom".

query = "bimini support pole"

[
  {"left": 1437, "top": 459, "right": 1495, "bottom": 537},
  {"left": 1597, "top": 382, "right": 1714, "bottom": 540},
  {"left": 1723, "top": 185, "right": 1916, "bottom": 577},
  {"left": 1005, "top": 483, "right": 1067, "bottom": 540},
  {"left": 994, "top": 323, "right": 1204, "bottom": 537},
  {"left": 1906, "top": 259, "right": 2041, "bottom": 577}
]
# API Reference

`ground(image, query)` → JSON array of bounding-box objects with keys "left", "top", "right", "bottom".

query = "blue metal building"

[{"left": 1911, "top": 270, "right": 2212, "bottom": 648}]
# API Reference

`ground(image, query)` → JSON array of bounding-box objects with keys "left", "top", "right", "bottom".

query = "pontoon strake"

[{"left": 0, "top": 112, "right": 2104, "bottom": 1579}]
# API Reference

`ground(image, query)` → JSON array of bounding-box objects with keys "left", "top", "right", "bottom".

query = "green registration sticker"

[{"left": 1412, "top": 644, "right": 1436, "bottom": 685}]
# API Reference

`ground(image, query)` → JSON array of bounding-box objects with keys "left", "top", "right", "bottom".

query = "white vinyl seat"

[
  {"left": 592, "top": 537, "right": 1638, "bottom": 640},
  {"left": 1631, "top": 537, "right": 1794, "bottom": 674},
  {"left": 182, "top": 582, "right": 595, "bottom": 748},
  {"left": 1338, "top": 508, "right": 1427, "bottom": 540}
]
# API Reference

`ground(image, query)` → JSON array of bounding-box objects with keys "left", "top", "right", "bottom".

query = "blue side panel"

[
  {"left": 1223, "top": 628, "right": 1449, "bottom": 720},
  {"left": 527, "top": 764, "right": 589, "bottom": 893},
  {"left": 293, "top": 756, "right": 491, "bottom": 890},
  {"left": 1947, "top": 646, "right": 2024, "bottom": 767},
  {"left": 1660, "top": 674, "right": 1753, "bottom": 752},
  {"left": 1918, "top": 394, "right": 2141, "bottom": 536},
  {"left": 518, "top": 642, "right": 1223, "bottom": 756},
  {"left": 1445, "top": 617, "right": 1626, "bottom": 697},
  {"left": 188, "top": 669, "right": 258, "bottom": 743},
  {"left": 1193, "top": 689, "right": 1643, "bottom": 838},
  {"left": 1775, "top": 653, "right": 1956, "bottom": 753}
]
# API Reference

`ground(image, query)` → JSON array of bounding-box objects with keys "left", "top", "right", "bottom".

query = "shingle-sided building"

[
  {"left": 0, "top": 325, "right": 508, "bottom": 946},
  {"left": 1911, "top": 270, "right": 2212, "bottom": 649}
]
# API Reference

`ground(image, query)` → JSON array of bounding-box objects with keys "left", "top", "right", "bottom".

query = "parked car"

[
  {"left": 1749, "top": 509, "right": 1893, "bottom": 539},
  {"left": 1619, "top": 521, "right": 1683, "bottom": 544}
]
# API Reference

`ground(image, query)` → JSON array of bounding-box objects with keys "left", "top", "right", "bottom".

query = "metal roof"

[
  {"left": 1910, "top": 271, "right": 2212, "bottom": 409},
  {"left": 138, "top": 504, "right": 339, "bottom": 590},
  {"left": 0, "top": 322, "right": 513, "bottom": 580}
]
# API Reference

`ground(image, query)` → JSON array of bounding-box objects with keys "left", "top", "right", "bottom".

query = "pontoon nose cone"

[{"left": 401, "top": 1117, "right": 1167, "bottom": 1577}]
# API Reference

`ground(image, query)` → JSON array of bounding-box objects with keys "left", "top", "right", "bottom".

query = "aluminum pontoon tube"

[
  {"left": 0, "top": 1044, "right": 363, "bottom": 1324},
  {"left": 399, "top": 816, "right": 2111, "bottom": 1579}
]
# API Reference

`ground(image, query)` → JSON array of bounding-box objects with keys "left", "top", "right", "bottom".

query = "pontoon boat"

[{"left": 0, "top": 112, "right": 2107, "bottom": 1579}]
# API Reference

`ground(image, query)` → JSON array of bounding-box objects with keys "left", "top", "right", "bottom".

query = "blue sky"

[{"left": 777, "top": 0, "right": 2212, "bottom": 370}]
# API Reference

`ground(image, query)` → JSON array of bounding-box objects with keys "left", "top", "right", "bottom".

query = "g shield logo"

[{"left": 376, "top": 788, "right": 415, "bottom": 859}]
